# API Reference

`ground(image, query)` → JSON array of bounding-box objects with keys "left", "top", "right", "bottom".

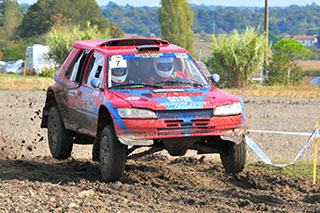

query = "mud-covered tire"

[
  {"left": 99, "top": 125, "right": 127, "bottom": 182},
  {"left": 220, "top": 137, "right": 246, "bottom": 174},
  {"left": 47, "top": 106, "right": 73, "bottom": 159}
]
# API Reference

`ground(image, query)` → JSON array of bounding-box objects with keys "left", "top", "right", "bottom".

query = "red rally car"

[{"left": 41, "top": 38, "right": 247, "bottom": 182}]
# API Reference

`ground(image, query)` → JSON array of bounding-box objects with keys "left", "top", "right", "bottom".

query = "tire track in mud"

[
  {"left": 0, "top": 154, "right": 319, "bottom": 212},
  {"left": 0, "top": 91, "right": 320, "bottom": 211}
]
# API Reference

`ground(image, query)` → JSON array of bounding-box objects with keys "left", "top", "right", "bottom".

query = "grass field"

[
  {"left": 193, "top": 35, "right": 212, "bottom": 60},
  {"left": 1, "top": 73, "right": 320, "bottom": 98},
  {"left": 225, "top": 83, "right": 320, "bottom": 99},
  {"left": 0, "top": 73, "right": 54, "bottom": 90},
  {"left": 296, "top": 60, "right": 320, "bottom": 76},
  {"left": 248, "top": 161, "right": 320, "bottom": 182},
  {"left": 194, "top": 40, "right": 212, "bottom": 59}
]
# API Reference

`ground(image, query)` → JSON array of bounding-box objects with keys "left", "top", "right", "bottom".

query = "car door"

[
  {"left": 77, "top": 52, "right": 106, "bottom": 136},
  {"left": 57, "top": 49, "right": 90, "bottom": 131}
]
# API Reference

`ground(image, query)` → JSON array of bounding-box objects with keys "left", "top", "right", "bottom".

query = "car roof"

[{"left": 72, "top": 38, "right": 189, "bottom": 55}]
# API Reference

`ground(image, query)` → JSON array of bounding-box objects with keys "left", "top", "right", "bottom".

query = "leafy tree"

[
  {"left": 268, "top": 31, "right": 281, "bottom": 46},
  {"left": 1, "top": 0, "right": 21, "bottom": 42},
  {"left": 158, "top": 0, "right": 194, "bottom": 54},
  {"left": 102, "top": 2, "right": 159, "bottom": 37},
  {"left": 0, "top": 1, "right": 4, "bottom": 25},
  {"left": 16, "top": 0, "right": 123, "bottom": 39},
  {"left": 274, "top": 38, "right": 311, "bottom": 60},
  {"left": 46, "top": 22, "right": 110, "bottom": 66},
  {"left": 267, "top": 38, "right": 311, "bottom": 85},
  {"left": 208, "top": 28, "right": 270, "bottom": 88},
  {"left": 1, "top": 41, "right": 25, "bottom": 61}
]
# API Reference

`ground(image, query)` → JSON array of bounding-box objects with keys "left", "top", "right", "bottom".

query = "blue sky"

[{"left": 17, "top": 0, "right": 319, "bottom": 7}]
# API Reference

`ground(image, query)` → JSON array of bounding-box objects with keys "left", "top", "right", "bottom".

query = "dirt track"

[{"left": 0, "top": 90, "right": 320, "bottom": 212}]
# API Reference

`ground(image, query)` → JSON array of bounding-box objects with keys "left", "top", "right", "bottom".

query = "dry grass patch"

[
  {"left": 296, "top": 60, "right": 320, "bottom": 77},
  {"left": 296, "top": 60, "right": 320, "bottom": 72},
  {"left": 1, "top": 73, "right": 320, "bottom": 99},
  {"left": 225, "top": 84, "right": 320, "bottom": 99},
  {"left": 0, "top": 73, "right": 54, "bottom": 91},
  {"left": 194, "top": 40, "right": 212, "bottom": 59}
]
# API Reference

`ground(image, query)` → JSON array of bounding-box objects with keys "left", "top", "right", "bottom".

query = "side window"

[
  {"left": 65, "top": 50, "right": 89, "bottom": 84},
  {"left": 84, "top": 52, "right": 105, "bottom": 88}
]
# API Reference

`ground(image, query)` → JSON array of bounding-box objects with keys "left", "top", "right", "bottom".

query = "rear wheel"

[
  {"left": 220, "top": 137, "right": 246, "bottom": 174},
  {"left": 47, "top": 106, "right": 73, "bottom": 159},
  {"left": 99, "top": 125, "right": 127, "bottom": 182}
]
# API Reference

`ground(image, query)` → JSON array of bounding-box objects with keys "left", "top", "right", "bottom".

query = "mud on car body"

[{"left": 41, "top": 38, "right": 247, "bottom": 182}]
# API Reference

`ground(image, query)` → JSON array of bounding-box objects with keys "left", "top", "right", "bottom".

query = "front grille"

[
  {"left": 157, "top": 127, "right": 215, "bottom": 136},
  {"left": 158, "top": 127, "right": 214, "bottom": 131},
  {"left": 163, "top": 118, "right": 210, "bottom": 128},
  {"left": 156, "top": 109, "right": 213, "bottom": 136},
  {"left": 192, "top": 119, "right": 210, "bottom": 127},
  {"left": 156, "top": 109, "right": 212, "bottom": 119}
]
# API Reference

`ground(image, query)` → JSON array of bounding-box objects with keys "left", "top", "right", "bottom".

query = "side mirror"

[
  {"left": 211, "top": 74, "right": 220, "bottom": 83},
  {"left": 90, "top": 78, "right": 101, "bottom": 89}
]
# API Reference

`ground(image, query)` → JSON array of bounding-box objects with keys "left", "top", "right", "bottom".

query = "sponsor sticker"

[
  {"left": 167, "top": 96, "right": 192, "bottom": 102},
  {"left": 175, "top": 53, "right": 188, "bottom": 58},
  {"left": 152, "top": 89, "right": 185, "bottom": 93},
  {"left": 125, "top": 96, "right": 141, "bottom": 101},
  {"left": 92, "top": 91, "right": 100, "bottom": 97},
  {"left": 134, "top": 53, "right": 163, "bottom": 58},
  {"left": 67, "top": 90, "right": 77, "bottom": 97},
  {"left": 155, "top": 101, "right": 211, "bottom": 109}
]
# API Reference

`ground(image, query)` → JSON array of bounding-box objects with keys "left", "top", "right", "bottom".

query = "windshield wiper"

[
  {"left": 110, "top": 83, "right": 164, "bottom": 89},
  {"left": 154, "top": 80, "right": 204, "bottom": 87}
]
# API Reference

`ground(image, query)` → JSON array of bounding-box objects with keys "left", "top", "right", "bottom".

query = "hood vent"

[
  {"left": 136, "top": 45, "right": 160, "bottom": 52},
  {"left": 101, "top": 38, "right": 169, "bottom": 47}
]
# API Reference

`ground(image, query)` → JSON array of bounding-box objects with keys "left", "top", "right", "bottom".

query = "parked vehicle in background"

[
  {"left": 0, "top": 61, "right": 6, "bottom": 72},
  {"left": 26, "top": 44, "right": 55, "bottom": 74},
  {"left": 310, "top": 77, "right": 320, "bottom": 87},
  {"left": 41, "top": 38, "right": 247, "bottom": 182},
  {"left": 2, "top": 61, "right": 14, "bottom": 72},
  {"left": 4, "top": 59, "right": 24, "bottom": 74}
]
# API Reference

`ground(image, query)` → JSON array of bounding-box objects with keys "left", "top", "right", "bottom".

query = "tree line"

[
  {"left": 2, "top": 1, "right": 320, "bottom": 45},
  {"left": 0, "top": 0, "right": 311, "bottom": 88},
  {"left": 102, "top": 2, "right": 320, "bottom": 44}
]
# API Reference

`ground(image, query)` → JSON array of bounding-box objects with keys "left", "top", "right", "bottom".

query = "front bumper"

[{"left": 114, "top": 113, "right": 246, "bottom": 145}]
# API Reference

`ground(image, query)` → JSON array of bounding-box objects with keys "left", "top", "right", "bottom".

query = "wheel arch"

[
  {"left": 41, "top": 87, "right": 57, "bottom": 128},
  {"left": 97, "top": 105, "right": 115, "bottom": 135},
  {"left": 92, "top": 105, "right": 115, "bottom": 161}
]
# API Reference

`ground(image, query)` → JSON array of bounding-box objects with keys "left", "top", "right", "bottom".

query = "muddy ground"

[{"left": 0, "top": 90, "right": 319, "bottom": 212}]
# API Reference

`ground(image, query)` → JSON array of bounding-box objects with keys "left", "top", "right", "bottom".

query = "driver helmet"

[
  {"left": 153, "top": 57, "right": 174, "bottom": 79},
  {"left": 111, "top": 67, "right": 128, "bottom": 84}
]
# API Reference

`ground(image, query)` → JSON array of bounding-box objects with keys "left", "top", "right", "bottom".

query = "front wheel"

[
  {"left": 220, "top": 137, "right": 246, "bottom": 174},
  {"left": 99, "top": 125, "right": 127, "bottom": 182},
  {"left": 47, "top": 106, "right": 73, "bottom": 159}
]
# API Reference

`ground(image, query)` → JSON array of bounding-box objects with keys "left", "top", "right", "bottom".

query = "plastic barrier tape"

[
  {"left": 248, "top": 129, "right": 311, "bottom": 136},
  {"left": 246, "top": 128, "right": 319, "bottom": 167}
]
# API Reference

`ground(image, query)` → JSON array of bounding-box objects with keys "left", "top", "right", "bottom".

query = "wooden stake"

[{"left": 313, "top": 121, "right": 318, "bottom": 185}]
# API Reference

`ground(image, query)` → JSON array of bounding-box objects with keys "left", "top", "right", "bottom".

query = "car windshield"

[{"left": 107, "top": 52, "right": 208, "bottom": 88}]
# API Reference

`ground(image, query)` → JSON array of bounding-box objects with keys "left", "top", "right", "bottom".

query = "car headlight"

[
  {"left": 213, "top": 102, "right": 242, "bottom": 116},
  {"left": 117, "top": 108, "right": 157, "bottom": 119}
]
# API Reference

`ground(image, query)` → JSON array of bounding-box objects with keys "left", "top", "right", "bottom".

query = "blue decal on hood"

[{"left": 110, "top": 87, "right": 212, "bottom": 110}]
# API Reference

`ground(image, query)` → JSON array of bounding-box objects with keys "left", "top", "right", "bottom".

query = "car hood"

[{"left": 109, "top": 86, "right": 241, "bottom": 110}]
